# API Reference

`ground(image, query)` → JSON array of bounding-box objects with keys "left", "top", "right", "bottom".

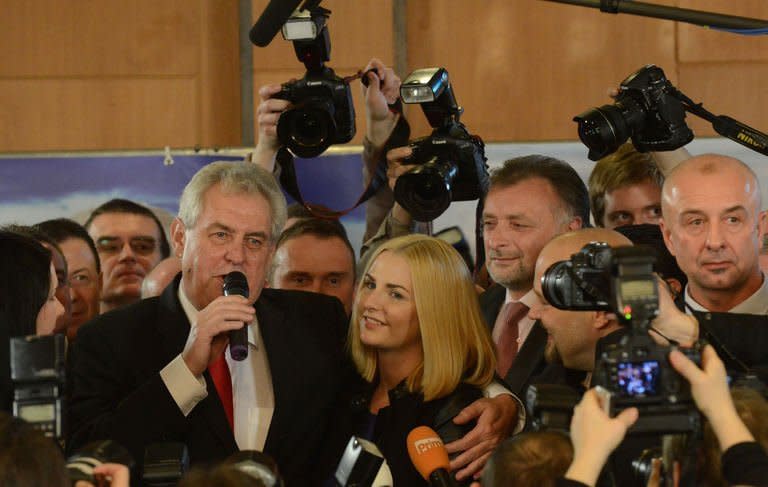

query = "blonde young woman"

[{"left": 317, "top": 234, "right": 497, "bottom": 486}]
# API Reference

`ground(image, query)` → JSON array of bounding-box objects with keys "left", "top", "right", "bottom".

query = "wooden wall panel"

[
  {"left": 251, "top": 0, "right": 394, "bottom": 146},
  {"left": 677, "top": 1, "right": 768, "bottom": 62},
  {"left": 405, "top": 0, "right": 678, "bottom": 142},
  {"left": 678, "top": 64, "right": 768, "bottom": 138},
  {"left": 0, "top": 79, "right": 197, "bottom": 151},
  {"left": 0, "top": 0, "right": 239, "bottom": 152},
  {"left": 0, "top": 0, "right": 199, "bottom": 77}
]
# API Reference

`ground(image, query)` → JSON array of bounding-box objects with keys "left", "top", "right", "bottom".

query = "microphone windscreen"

[
  {"left": 223, "top": 271, "right": 249, "bottom": 298},
  {"left": 249, "top": 0, "right": 303, "bottom": 47},
  {"left": 406, "top": 426, "right": 450, "bottom": 480}
]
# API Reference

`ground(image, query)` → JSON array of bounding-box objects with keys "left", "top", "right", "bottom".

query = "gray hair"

[{"left": 178, "top": 161, "right": 287, "bottom": 241}]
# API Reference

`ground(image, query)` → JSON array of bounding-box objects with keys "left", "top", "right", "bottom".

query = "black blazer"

[
  {"left": 479, "top": 284, "right": 548, "bottom": 397},
  {"left": 67, "top": 275, "right": 350, "bottom": 486}
]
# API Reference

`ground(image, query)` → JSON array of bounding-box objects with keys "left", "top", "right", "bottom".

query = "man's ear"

[
  {"left": 593, "top": 310, "right": 613, "bottom": 331},
  {"left": 170, "top": 218, "right": 186, "bottom": 259},
  {"left": 758, "top": 210, "right": 768, "bottom": 247},
  {"left": 568, "top": 216, "right": 583, "bottom": 232}
]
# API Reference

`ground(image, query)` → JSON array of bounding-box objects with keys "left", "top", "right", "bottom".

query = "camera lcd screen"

[
  {"left": 17, "top": 403, "right": 55, "bottom": 422},
  {"left": 620, "top": 279, "right": 655, "bottom": 300},
  {"left": 616, "top": 361, "right": 660, "bottom": 397}
]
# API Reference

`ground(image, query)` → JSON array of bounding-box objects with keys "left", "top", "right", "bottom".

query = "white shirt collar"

[
  {"left": 504, "top": 288, "right": 539, "bottom": 308},
  {"left": 177, "top": 281, "right": 259, "bottom": 349},
  {"left": 684, "top": 272, "right": 768, "bottom": 315}
]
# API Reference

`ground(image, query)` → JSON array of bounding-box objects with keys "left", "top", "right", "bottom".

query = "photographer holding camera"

[{"left": 562, "top": 345, "right": 768, "bottom": 487}]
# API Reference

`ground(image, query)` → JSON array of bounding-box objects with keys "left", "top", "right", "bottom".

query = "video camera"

[
  {"left": 396, "top": 67, "right": 489, "bottom": 221},
  {"left": 270, "top": 3, "right": 355, "bottom": 158},
  {"left": 541, "top": 242, "right": 702, "bottom": 434}
]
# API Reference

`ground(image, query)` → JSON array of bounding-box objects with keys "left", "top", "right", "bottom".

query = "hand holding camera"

[
  {"left": 362, "top": 57, "right": 401, "bottom": 147},
  {"left": 565, "top": 388, "right": 639, "bottom": 486},
  {"left": 669, "top": 345, "right": 755, "bottom": 451}
]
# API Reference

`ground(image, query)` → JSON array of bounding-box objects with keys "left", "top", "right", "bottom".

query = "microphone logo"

[{"left": 414, "top": 436, "right": 443, "bottom": 454}]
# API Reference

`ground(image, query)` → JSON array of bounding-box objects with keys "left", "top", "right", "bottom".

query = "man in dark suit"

[
  {"left": 67, "top": 161, "right": 349, "bottom": 485},
  {"left": 480, "top": 156, "right": 590, "bottom": 396}
]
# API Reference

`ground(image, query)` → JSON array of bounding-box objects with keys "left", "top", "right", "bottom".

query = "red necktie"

[
  {"left": 494, "top": 301, "right": 529, "bottom": 377},
  {"left": 209, "top": 353, "right": 234, "bottom": 431}
]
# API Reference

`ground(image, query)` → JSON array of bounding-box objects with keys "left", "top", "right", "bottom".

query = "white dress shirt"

[
  {"left": 684, "top": 272, "right": 768, "bottom": 315},
  {"left": 492, "top": 289, "right": 540, "bottom": 352},
  {"left": 159, "top": 283, "right": 275, "bottom": 450}
]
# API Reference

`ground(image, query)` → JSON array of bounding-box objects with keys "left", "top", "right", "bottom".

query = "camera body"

[
  {"left": 542, "top": 242, "right": 701, "bottom": 434},
  {"left": 574, "top": 65, "right": 694, "bottom": 160},
  {"left": 273, "top": 67, "right": 355, "bottom": 158},
  {"left": 396, "top": 67, "right": 489, "bottom": 222},
  {"left": 10, "top": 334, "right": 66, "bottom": 440}
]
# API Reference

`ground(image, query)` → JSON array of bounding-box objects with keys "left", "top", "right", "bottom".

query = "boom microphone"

[
  {"left": 406, "top": 426, "right": 459, "bottom": 487},
  {"left": 249, "top": 0, "right": 303, "bottom": 47},
  {"left": 223, "top": 271, "right": 249, "bottom": 361}
]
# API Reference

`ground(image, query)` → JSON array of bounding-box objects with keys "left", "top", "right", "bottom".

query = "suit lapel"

[
  {"left": 254, "top": 293, "right": 293, "bottom": 453},
  {"left": 480, "top": 284, "right": 506, "bottom": 331},
  {"left": 503, "top": 321, "right": 547, "bottom": 396}
]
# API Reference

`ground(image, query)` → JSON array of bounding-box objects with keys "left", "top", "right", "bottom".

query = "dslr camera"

[
  {"left": 573, "top": 65, "right": 694, "bottom": 161},
  {"left": 272, "top": 5, "right": 355, "bottom": 158},
  {"left": 396, "top": 67, "right": 489, "bottom": 221},
  {"left": 542, "top": 242, "right": 701, "bottom": 434}
]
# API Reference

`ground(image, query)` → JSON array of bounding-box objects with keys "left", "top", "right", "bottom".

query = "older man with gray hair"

[{"left": 68, "top": 161, "right": 350, "bottom": 485}]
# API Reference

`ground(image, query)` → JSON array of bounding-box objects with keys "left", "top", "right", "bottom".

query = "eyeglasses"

[{"left": 96, "top": 236, "right": 158, "bottom": 256}]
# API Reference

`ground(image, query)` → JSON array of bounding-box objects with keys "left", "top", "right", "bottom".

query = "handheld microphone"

[
  {"left": 407, "top": 426, "right": 459, "bottom": 487},
  {"left": 249, "top": 0, "right": 303, "bottom": 47},
  {"left": 223, "top": 271, "right": 249, "bottom": 361}
]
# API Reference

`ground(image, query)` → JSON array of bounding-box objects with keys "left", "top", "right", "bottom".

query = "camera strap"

[
  {"left": 274, "top": 102, "right": 410, "bottom": 220},
  {"left": 274, "top": 146, "right": 388, "bottom": 219}
]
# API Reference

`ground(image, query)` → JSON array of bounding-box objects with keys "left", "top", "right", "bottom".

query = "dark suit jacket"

[
  {"left": 479, "top": 284, "right": 548, "bottom": 397},
  {"left": 67, "top": 276, "right": 350, "bottom": 486}
]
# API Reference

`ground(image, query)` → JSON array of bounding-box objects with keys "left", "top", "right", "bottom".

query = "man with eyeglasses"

[{"left": 85, "top": 199, "right": 170, "bottom": 313}]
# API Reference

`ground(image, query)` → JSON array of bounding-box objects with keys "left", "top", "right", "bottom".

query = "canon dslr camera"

[
  {"left": 272, "top": 5, "right": 355, "bottom": 158},
  {"left": 396, "top": 67, "right": 489, "bottom": 221},
  {"left": 573, "top": 65, "right": 694, "bottom": 161},
  {"left": 542, "top": 242, "right": 701, "bottom": 434}
]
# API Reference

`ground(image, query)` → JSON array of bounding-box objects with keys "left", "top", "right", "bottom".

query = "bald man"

[
  {"left": 660, "top": 154, "right": 767, "bottom": 314},
  {"left": 528, "top": 228, "right": 631, "bottom": 380}
]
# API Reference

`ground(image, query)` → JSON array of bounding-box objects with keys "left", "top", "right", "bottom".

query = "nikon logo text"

[{"left": 415, "top": 436, "right": 443, "bottom": 454}]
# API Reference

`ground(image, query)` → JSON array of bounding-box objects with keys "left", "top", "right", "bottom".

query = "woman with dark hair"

[{"left": 0, "top": 230, "right": 65, "bottom": 411}]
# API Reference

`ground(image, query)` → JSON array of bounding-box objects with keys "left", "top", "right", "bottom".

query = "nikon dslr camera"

[{"left": 573, "top": 65, "right": 694, "bottom": 161}]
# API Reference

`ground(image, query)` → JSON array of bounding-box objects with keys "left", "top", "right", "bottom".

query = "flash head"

[
  {"left": 281, "top": 8, "right": 326, "bottom": 41},
  {"left": 400, "top": 67, "right": 449, "bottom": 104}
]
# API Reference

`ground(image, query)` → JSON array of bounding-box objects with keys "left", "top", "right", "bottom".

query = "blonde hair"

[{"left": 348, "top": 234, "right": 496, "bottom": 401}]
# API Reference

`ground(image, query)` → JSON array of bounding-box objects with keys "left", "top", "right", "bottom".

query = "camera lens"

[
  {"left": 573, "top": 105, "right": 632, "bottom": 161},
  {"left": 540, "top": 261, "right": 571, "bottom": 309},
  {"left": 277, "top": 102, "right": 337, "bottom": 158},
  {"left": 393, "top": 159, "right": 457, "bottom": 221}
]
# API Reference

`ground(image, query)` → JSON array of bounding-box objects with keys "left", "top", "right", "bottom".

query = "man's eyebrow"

[
  {"left": 245, "top": 231, "right": 269, "bottom": 239},
  {"left": 206, "top": 222, "right": 235, "bottom": 233}
]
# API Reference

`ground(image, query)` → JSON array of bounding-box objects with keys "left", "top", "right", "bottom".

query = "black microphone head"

[
  {"left": 249, "top": 0, "right": 304, "bottom": 47},
  {"left": 223, "top": 271, "right": 249, "bottom": 298}
]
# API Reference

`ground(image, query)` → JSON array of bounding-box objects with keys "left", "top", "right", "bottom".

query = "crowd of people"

[{"left": 2, "top": 58, "right": 768, "bottom": 487}]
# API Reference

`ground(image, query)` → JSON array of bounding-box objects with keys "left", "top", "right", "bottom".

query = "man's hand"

[
  {"left": 384, "top": 146, "right": 415, "bottom": 225},
  {"left": 650, "top": 276, "right": 698, "bottom": 347},
  {"left": 445, "top": 395, "right": 517, "bottom": 480},
  {"left": 74, "top": 463, "right": 130, "bottom": 487},
  {"left": 362, "top": 58, "right": 400, "bottom": 148},
  {"left": 253, "top": 83, "right": 290, "bottom": 171},
  {"left": 566, "top": 388, "right": 638, "bottom": 486},
  {"left": 182, "top": 295, "right": 254, "bottom": 376}
]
